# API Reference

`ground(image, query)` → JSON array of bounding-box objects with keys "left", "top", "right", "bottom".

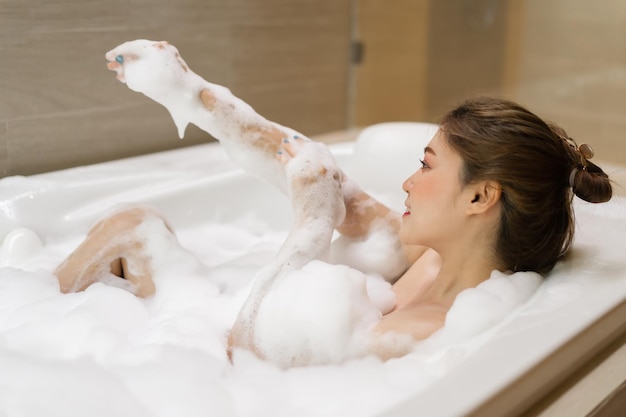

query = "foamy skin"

[
  {"left": 333, "top": 176, "right": 410, "bottom": 282},
  {"left": 331, "top": 217, "right": 408, "bottom": 281},
  {"left": 54, "top": 205, "right": 167, "bottom": 296},
  {"left": 106, "top": 40, "right": 303, "bottom": 192},
  {"left": 105, "top": 40, "right": 411, "bottom": 286},
  {"left": 228, "top": 139, "right": 372, "bottom": 366}
]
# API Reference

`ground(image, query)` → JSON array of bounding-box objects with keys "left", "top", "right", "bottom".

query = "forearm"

[
  {"left": 336, "top": 185, "right": 399, "bottom": 238},
  {"left": 334, "top": 177, "right": 426, "bottom": 275}
]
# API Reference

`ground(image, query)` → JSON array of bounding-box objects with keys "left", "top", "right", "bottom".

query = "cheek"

[{"left": 410, "top": 177, "right": 440, "bottom": 203}]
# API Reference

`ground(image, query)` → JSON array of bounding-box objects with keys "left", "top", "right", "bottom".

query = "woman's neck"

[
  {"left": 421, "top": 235, "right": 500, "bottom": 308},
  {"left": 424, "top": 255, "right": 497, "bottom": 307}
]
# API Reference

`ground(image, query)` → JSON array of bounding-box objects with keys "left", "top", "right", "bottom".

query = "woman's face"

[{"left": 399, "top": 130, "right": 469, "bottom": 248}]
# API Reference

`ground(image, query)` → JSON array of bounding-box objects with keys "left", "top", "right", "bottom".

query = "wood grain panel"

[
  {"left": 353, "top": 0, "right": 430, "bottom": 126},
  {"left": 513, "top": 0, "right": 626, "bottom": 165},
  {"left": 230, "top": 12, "right": 351, "bottom": 135},
  {"left": 424, "top": 0, "right": 510, "bottom": 121},
  {"left": 0, "top": 122, "right": 7, "bottom": 177},
  {"left": 5, "top": 105, "right": 209, "bottom": 175},
  {"left": 0, "top": 0, "right": 351, "bottom": 176}
]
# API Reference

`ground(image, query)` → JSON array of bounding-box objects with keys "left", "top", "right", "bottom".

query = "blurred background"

[{"left": 1, "top": 0, "right": 625, "bottom": 176}]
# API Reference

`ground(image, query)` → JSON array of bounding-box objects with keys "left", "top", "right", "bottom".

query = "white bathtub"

[{"left": 0, "top": 123, "right": 625, "bottom": 416}]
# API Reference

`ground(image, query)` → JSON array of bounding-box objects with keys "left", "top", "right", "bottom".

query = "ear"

[{"left": 466, "top": 180, "right": 501, "bottom": 215}]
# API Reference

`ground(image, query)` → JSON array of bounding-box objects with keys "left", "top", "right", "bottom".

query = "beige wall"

[
  {"left": 352, "top": 0, "right": 514, "bottom": 124},
  {"left": 3, "top": 0, "right": 625, "bottom": 176},
  {"left": 0, "top": 0, "right": 351, "bottom": 176},
  {"left": 423, "top": 0, "right": 513, "bottom": 121},
  {"left": 354, "top": 0, "right": 626, "bottom": 167},
  {"left": 507, "top": 0, "right": 626, "bottom": 166},
  {"left": 353, "top": 0, "right": 430, "bottom": 125}
]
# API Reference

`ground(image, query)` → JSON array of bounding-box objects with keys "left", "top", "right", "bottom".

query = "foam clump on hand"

[{"left": 331, "top": 218, "right": 408, "bottom": 282}]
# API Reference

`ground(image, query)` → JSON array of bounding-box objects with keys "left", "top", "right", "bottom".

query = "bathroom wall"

[
  {"left": 0, "top": 0, "right": 351, "bottom": 176},
  {"left": 352, "top": 0, "right": 430, "bottom": 126},
  {"left": 2, "top": 0, "right": 625, "bottom": 176},
  {"left": 352, "top": 0, "right": 510, "bottom": 125},
  {"left": 508, "top": 0, "right": 626, "bottom": 166},
  {"left": 355, "top": 0, "right": 626, "bottom": 167}
]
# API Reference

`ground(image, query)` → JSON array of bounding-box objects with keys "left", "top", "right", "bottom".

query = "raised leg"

[
  {"left": 104, "top": 39, "right": 415, "bottom": 280},
  {"left": 54, "top": 206, "right": 171, "bottom": 298},
  {"left": 105, "top": 40, "right": 301, "bottom": 192}
]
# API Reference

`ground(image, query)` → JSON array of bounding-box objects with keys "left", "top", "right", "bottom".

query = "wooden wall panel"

[
  {"left": 0, "top": 0, "right": 351, "bottom": 176},
  {"left": 353, "top": 0, "right": 511, "bottom": 126},
  {"left": 511, "top": 0, "right": 626, "bottom": 165},
  {"left": 230, "top": 20, "right": 350, "bottom": 134},
  {"left": 424, "top": 0, "right": 510, "bottom": 121},
  {"left": 0, "top": 122, "right": 7, "bottom": 177},
  {"left": 353, "top": 0, "right": 430, "bottom": 126}
]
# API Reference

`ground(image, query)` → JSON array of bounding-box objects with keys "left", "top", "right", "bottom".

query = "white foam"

[
  {"left": 252, "top": 260, "right": 384, "bottom": 366},
  {"left": 433, "top": 270, "right": 542, "bottom": 345},
  {"left": 1, "top": 190, "right": 625, "bottom": 416},
  {"left": 330, "top": 218, "right": 408, "bottom": 281}
]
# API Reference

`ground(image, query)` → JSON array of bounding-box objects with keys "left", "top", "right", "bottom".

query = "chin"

[{"left": 398, "top": 228, "right": 418, "bottom": 246}]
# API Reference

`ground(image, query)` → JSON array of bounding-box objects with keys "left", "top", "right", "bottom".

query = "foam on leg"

[{"left": 54, "top": 206, "right": 168, "bottom": 297}]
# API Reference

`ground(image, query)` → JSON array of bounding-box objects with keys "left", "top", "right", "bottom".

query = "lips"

[{"left": 403, "top": 198, "right": 411, "bottom": 217}]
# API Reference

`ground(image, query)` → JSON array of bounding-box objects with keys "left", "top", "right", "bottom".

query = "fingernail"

[
  {"left": 293, "top": 135, "right": 300, "bottom": 140},
  {"left": 115, "top": 55, "right": 124, "bottom": 64},
  {"left": 277, "top": 150, "right": 283, "bottom": 155},
  {"left": 283, "top": 139, "right": 289, "bottom": 143}
]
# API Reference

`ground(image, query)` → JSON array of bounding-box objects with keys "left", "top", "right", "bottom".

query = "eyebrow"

[{"left": 424, "top": 146, "right": 436, "bottom": 156}]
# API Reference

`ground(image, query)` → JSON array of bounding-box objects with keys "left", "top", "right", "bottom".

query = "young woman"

[{"left": 56, "top": 40, "right": 613, "bottom": 365}]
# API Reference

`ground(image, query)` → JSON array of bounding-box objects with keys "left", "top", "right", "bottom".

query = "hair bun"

[{"left": 571, "top": 161, "right": 612, "bottom": 203}]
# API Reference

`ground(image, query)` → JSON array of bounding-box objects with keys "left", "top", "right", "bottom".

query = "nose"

[
  {"left": 402, "top": 169, "right": 420, "bottom": 193},
  {"left": 402, "top": 176, "right": 412, "bottom": 193}
]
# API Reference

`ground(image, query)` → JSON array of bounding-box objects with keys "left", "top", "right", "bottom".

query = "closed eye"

[{"left": 419, "top": 159, "right": 429, "bottom": 169}]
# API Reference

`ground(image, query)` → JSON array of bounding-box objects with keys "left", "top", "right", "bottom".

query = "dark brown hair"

[{"left": 441, "top": 96, "right": 612, "bottom": 274}]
